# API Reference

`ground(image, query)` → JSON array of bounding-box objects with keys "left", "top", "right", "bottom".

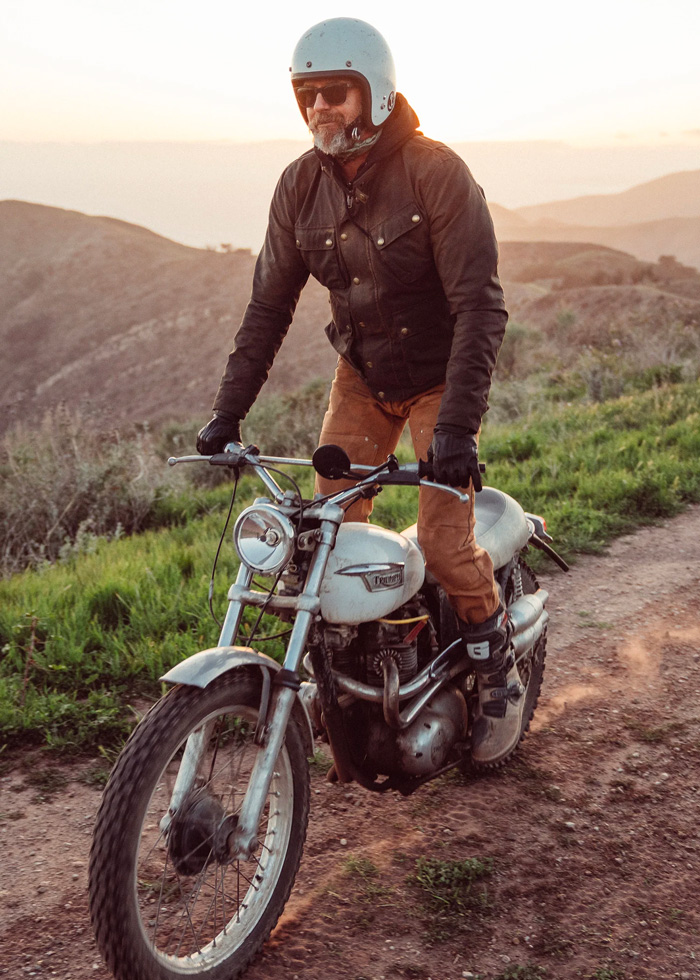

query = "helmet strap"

[{"left": 337, "top": 115, "right": 380, "bottom": 160}]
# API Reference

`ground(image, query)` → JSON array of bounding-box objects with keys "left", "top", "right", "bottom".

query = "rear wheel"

[
  {"left": 89, "top": 670, "right": 310, "bottom": 980},
  {"left": 508, "top": 559, "right": 546, "bottom": 743}
]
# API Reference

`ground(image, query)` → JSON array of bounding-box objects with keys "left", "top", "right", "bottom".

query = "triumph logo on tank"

[
  {"left": 366, "top": 568, "right": 404, "bottom": 591},
  {"left": 337, "top": 562, "right": 405, "bottom": 592}
]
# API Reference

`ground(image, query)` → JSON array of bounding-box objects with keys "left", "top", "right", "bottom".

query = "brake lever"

[
  {"left": 168, "top": 454, "right": 207, "bottom": 466},
  {"left": 418, "top": 480, "right": 470, "bottom": 503},
  {"left": 373, "top": 466, "right": 470, "bottom": 503}
]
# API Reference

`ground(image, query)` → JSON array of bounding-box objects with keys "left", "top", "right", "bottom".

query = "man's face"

[{"left": 295, "top": 77, "right": 365, "bottom": 155}]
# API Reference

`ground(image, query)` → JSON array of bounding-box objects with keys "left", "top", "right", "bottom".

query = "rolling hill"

[
  {"left": 514, "top": 170, "right": 700, "bottom": 226},
  {"left": 492, "top": 171, "right": 700, "bottom": 271},
  {"left": 0, "top": 201, "right": 334, "bottom": 436},
  {"left": 2, "top": 198, "right": 699, "bottom": 438}
]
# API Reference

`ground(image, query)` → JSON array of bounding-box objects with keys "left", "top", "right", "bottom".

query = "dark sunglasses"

[{"left": 294, "top": 82, "right": 352, "bottom": 109}]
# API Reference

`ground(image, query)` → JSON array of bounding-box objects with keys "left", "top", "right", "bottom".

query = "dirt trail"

[{"left": 2, "top": 506, "right": 700, "bottom": 980}]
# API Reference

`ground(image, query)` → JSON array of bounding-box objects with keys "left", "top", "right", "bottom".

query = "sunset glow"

[{"left": 3, "top": 0, "right": 700, "bottom": 147}]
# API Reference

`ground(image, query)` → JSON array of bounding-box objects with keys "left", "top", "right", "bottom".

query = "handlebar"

[{"left": 168, "top": 444, "right": 470, "bottom": 503}]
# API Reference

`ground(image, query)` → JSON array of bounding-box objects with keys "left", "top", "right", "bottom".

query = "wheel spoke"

[
  {"left": 144, "top": 721, "right": 278, "bottom": 950},
  {"left": 89, "top": 674, "right": 309, "bottom": 978}
]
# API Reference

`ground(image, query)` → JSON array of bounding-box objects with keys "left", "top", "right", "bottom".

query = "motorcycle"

[{"left": 89, "top": 442, "right": 568, "bottom": 980}]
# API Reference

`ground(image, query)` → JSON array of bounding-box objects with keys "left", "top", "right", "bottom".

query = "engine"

[
  {"left": 322, "top": 597, "right": 435, "bottom": 686},
  {"left": 312, "top": 598, "right": 468, "bottom": 780}
]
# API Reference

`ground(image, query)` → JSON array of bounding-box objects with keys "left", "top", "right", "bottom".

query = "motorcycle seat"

[{"left": 401, "top": 487, "right": 530, "bottom": 582}]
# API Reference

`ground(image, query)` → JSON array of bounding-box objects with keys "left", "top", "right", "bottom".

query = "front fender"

[{"left": 160, "top": 646, "right": 314, "bottom": 756}]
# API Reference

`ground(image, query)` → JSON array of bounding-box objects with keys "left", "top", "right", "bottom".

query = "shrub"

[
  {"left": 157, "top": 378, "right": 331, "bottom": 488},
  {"left": 245, "top": 378, "right": 331, "bottom": 457},
  {"left": 0, "top": 407, "right": 177, "bottom": 576}
]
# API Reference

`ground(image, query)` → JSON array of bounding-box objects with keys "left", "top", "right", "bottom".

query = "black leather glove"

[
  {"left": 196, "top": 412, "right": 242, "bottom": 455},
  {"left": 427, "top": 426, "right": 482, "bottom": 491}
]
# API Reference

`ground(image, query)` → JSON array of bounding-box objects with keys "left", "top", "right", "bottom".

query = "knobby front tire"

[{"left": 89, "top": 670, "right": 310, "bottom": 980}]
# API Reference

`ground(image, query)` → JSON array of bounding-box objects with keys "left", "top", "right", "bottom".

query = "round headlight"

[{"left": 233, "top": 504, "right": 295, "bottom": 575}]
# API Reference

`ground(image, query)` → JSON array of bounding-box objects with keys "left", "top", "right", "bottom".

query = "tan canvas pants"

[{"left": 315, "top": 358, "right": 500, "bottom": 625}]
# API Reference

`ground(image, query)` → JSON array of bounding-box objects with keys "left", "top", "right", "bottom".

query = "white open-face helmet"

[{"left": 290, "top": 18, "right": 396, "bottom": 130}]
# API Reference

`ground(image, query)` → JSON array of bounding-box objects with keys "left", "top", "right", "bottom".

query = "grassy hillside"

[
  {"left": 2, "top": 381, "right": 700, "bottom": 752},
  {"left": 493, "top": 243, "right": 700, "bottom": 415}
]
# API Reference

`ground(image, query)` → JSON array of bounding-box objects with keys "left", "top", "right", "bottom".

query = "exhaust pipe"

[
  {"left": 508, "top": 589, "right": 549, "bottom": 655},
  {"left": 512, "top": 611, "right": 549, "bottom": 655}
]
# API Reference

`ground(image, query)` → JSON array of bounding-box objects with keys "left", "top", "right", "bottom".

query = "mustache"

[{"left": 310, "top": 110, "right": 343, "bottom": 128}]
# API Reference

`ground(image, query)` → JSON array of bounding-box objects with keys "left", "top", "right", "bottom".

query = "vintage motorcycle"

[{"left": 89, "top": 443, "right": 568, "bottom": 980}]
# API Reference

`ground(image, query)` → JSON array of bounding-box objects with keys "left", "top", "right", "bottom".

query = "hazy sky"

[{"left": 3, "top": 0, "right": 700, "bottom": 147}]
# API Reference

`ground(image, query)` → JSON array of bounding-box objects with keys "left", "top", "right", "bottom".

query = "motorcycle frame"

[{"left": 161, "top": 452, "right": 552, "bottom": 855}]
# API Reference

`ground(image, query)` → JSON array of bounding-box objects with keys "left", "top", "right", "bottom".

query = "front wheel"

[{"left": 89, "top": 670, "right": 310, "bottom": 980}]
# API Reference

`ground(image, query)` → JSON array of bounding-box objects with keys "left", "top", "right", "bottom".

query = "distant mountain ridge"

[
  {"left": 4, "top": 138, "right": 700, "bottom": 252},
  {"left": 514, "top": 170, "right": 700, "bottom": 226},
  {"left": 491, "top": 170, "right": 700, "bottom": 271}
]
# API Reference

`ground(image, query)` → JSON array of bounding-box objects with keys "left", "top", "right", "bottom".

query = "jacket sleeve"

[
  {"left": 416, "top": 149, "right": 507, "bottom": 433},
  {"left": 212, "top": 168, "right": 310, "bottom": 419}
]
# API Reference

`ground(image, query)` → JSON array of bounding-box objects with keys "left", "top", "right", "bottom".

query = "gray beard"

[
  {"left": 312, "top": 125, "right": 381, "bottom": 161},
  {"left": 312, "top": 126, "right": 353, "bottom": 156}
]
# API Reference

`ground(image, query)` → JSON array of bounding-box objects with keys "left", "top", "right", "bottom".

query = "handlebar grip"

[
  {"left": 417, "top": 457, "right": 433, "bottom": 480},
  {"left": 417, "top": 458, "right": 486, "bottom": 480},
  {"left": 208, "top": 443, "right": 260, "bottom": 467}
]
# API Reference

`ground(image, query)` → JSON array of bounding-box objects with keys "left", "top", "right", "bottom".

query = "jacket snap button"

[
  {"left": 353, "top": 277, "right": 360, "bottom": 285},
  {"left": 401, "top": 327, "right": 408, "bottom": 335},
  {"left": 412, "top": 214, "right": 420, "bottom": 223},
  {"left": 377, "top": 237, "right": 384, "bottom": 246},
  {"left": 340, "top": 233, "right": 348, "bottom": 241},
  {"left": 366, "top": 361, "right": 373, "bottom": 368},
  {"left": 295, "top": 239, "right": 301, "bottom": 247},
  {"left": 325, "top": 238, "right": 333, "bottom": 246},
  {"left": 378, "top": 391, "right": 385, "bottom": 399},
  {"left": 358, "top": 321, "right": 365, "bottom": 328}
]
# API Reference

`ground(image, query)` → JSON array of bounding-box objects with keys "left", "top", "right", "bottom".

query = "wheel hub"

[{"left": 167, "top": 788, "right": 226, "bottom": 876}]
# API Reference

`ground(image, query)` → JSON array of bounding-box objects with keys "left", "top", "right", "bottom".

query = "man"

[{"left": 197, "top": 18, "right": 522, "bottom": 765}]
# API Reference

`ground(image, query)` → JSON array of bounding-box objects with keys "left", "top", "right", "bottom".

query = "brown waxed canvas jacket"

[{"left": 212, "top": 94, "right": 508, "bottom": 434}]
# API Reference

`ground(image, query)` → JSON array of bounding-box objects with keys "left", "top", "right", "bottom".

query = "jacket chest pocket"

[
  {"left": 371, "top": 204, "right": 434, "bottom": 284},
  {"left": 295, "top": 226, "right": 347, "bottom": 291}
]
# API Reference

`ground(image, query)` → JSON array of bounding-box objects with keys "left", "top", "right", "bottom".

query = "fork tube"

[
  {"left": 230, "top": 521, "right": 338, "bottom": 859},
  {"left": 159, "top": 722, "right": 213, "bottom": 834},
  {"left": 281, "top": 526, "right": 335, "bottom": 672},
  {"left": 231, "top": 685, "right": 298, "bottom": 859},
  {"left": 218, "top": 563, "right": 254, "bottom": 647}
]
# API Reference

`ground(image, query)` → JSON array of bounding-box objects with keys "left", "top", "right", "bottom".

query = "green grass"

[
  {"left": 408, "top": 855, "right": 494, "bottom": 916},
  {"left": 342, "top": 855, "right": 393, "bottom": 902},
  {"left": 482, "top": 382, "right": 700, "bottom": 559},
  {"left": 0, "top": 477, "right": 293, "bottom": 750},
  {"left": 407, "top": 854, "right": 494, "bottom": 941},
  {"left": 2, "top": 381, "right": 700, "bottom": 751}
]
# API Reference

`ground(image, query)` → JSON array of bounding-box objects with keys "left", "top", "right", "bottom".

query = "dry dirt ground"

[{"left": 2, "top": 506, "right": 700, "bottom": 980}]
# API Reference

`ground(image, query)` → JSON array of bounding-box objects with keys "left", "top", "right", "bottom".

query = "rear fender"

[{"left": 160, "top": 646, "right": 314, "bottom": 756}]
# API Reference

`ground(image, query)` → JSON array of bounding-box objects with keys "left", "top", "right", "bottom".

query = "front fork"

[
  {"left": 231, "top": 524, "right": 338, "bottom": 858},
  {"left": 173, "top": 517, "right": 338, "bottom": 861},
  {"left": 159, "top": 563, "right": 259, "bottom": 838}
]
